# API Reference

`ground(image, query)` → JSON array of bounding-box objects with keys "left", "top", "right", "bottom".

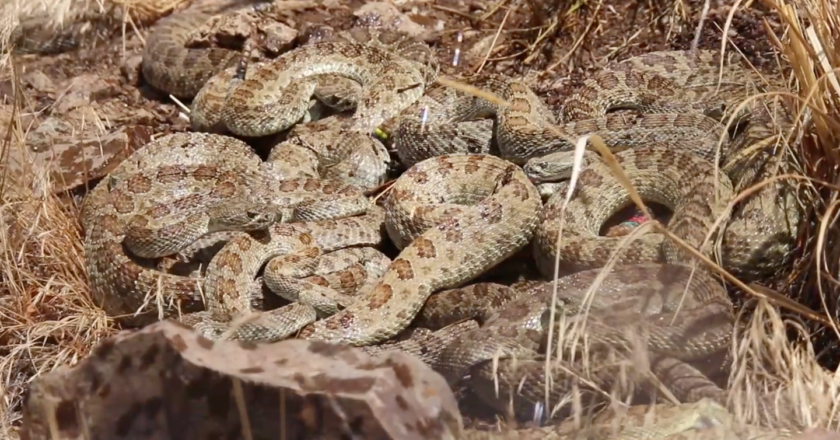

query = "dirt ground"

[{"left": 0, "top": 0, "right": 832, "bottom": 434}]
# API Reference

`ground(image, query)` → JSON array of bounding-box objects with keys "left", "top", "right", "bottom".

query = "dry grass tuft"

[
  {"left": 0, "top": 39, "right": 119, "bottom": 434},
  {"left": 0, "top": 0, "right": 185, "bottom": 433},
  {"left": 765, "top": 0, "right": 840, "bottom": 367},
  {"left": 0, "top": 132, "right": 115, "bottom": 432},
  {"left": 0, "top": 180, "right": 114, "bottom": 433},
  {"left": 0, "top": 0, "right": 190, "bottom": 60},
  {"left": 723, "top": 0, "right": 840, "bottom": 426}
]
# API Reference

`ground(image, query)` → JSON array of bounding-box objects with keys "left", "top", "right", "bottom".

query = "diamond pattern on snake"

[{"left": 81, "top": 4, "right": 809, "bottom": 435}]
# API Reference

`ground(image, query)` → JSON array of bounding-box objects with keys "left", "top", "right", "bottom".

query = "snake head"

[
  {"left": 522, "top": 150, "right": 578, "bottom": 184},
  {"left": 523, "top": 148, "right": 606, "bottom": 184},
  {"left": 207, "top": 204, "right": 286, "bottom": 232}
]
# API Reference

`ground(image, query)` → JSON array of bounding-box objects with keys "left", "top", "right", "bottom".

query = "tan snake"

[
  {"left": 139, "top": 6, "right": 444, "bottom": 191},
  {"left": 435, "top": 147, "right": 805, "bottom": 430},
  {"left": 189, "top": 154, "right": 543, "bottom": 345},
  {"left": 81, "top": 132, "right": 380, "bottom": 325},
  {"left": 83, "top": 6, "right": 810, "bottom": 431},
  {"left": 394, "top": 50, "right": 801, "bottom": 281},
  {"left": 385, "top": 53, "right": 801, "bottom": 426},
  {"left": 125, "top": 14, "right": 799, "bottom": 348}
]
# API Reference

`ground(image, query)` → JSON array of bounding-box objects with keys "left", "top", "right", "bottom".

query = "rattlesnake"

[
  {"left": 140, "top": 6, "right": 444, "bottom": 190},
  {"left": 91, "top": 8, "right": 533, "bottom": 344},
  {"left": 408, "top": 54, "right": 801, "bottom": 422},
  {"left": 527, "top": 142, "right": 793, "bottom": 281},
  {"left": 169, "top": 50, "right": 802, "bottom": 347},
  {"left": 434, "top": 148, "right": 808, "bottom": 430},
  {"left": 188, "top": 154, "right": 542, "bottom": 344},
  {"left": 85, "top": 7, "right": 458, "bottom": 324},
  {"left": 179, "top": 207, "right": 390, "bottom": 341},
  {"left": 140, "top": 2, "right": 439, "bottom": 134},
  {"left": 393, "top": 50, "right": 763, "bottom": 164},
  {"left": 192, "top": 26, "right": 439, "bottom": 137}
]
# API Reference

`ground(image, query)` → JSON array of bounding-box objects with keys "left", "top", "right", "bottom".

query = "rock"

[
  {"left": 120, "top": 54, "right": 143, "bottom": 88},
  {"left": 22, "top": 70, "right": 55, "bottom": 94},
  {"left": 53, "top": 74, "right": 120, "bottom": 114},
  {"left": 257, "top": 20, "right": 298, "bottom": 54},
  {"left": 187, "top": 6, "right": 298, "bottom": 56},
  {"left": 20, "top": 321, "right": 463, "bottom": 440},
  {"left": 187, "top": 9, "right": 254, "bottom": 49},
  {"left": 353, "top": 2, "right": 429, "bottom": 40},
  {"left": 12, "top": 121, "right": 153, "bottom": 194}
]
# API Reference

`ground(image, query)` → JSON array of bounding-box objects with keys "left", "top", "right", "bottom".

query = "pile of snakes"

[{"left": 77, "top": 3, "right": 806, "bottom": 432}]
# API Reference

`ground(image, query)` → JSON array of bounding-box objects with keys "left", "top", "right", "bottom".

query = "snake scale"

[{"left": 77, "top": 2, "right": 810, "bottom": 437}]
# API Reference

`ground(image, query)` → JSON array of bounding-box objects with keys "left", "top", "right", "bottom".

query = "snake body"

[
  {"left": 386, "top": 51, "right": 800, "bottom": 428},
  {"left": 190, "top": 154, "right": 543, "bottom": 344},
  {"left": 436, "top": 148, "right": 803, "bottom": 430},
  {"left": 530, "top": 146, "right": 733, "bottom": 278},
  {"left": 82, "top": 132, "right": 375, "bottom": 324},
  {"left": 141, "top": 10, "right": 241, "bottom": 99},
  {"left": 438, "top": 146, "right": 737, "bottom": 415},
  {"left": 395, "top": 50, "right": 800, "bottom": 281}
]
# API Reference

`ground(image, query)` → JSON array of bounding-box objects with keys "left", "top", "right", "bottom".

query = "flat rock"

[
  {"left": 20, "top": 321, "right": 463, "bottom": 440},
  {"left": 187, "top": 5, "right": 299, "bottom": 56},
  {"left": 354, "top": 2, "right": 431, "bottom": 40},
  {"left": 10, "top": 120, "right": 153, "bottom": 194}
]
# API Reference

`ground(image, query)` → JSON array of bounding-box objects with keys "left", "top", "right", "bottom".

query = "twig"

[
  {"left": 690, "top": 0, "right": 711, "bottom": 51},
  {"left": 475, "top": 6, "right": 512, "bottom": 74},
  {"left": 436, "top": 76, "right": 510, "bottom": 108},
  {"left": 479, "top": 0, "right": 510, "bottom": 21},
  {"left": 523, "top": 18, "right": 558, "bottom": 64},
  {"left": 430, "top": 4, "right": 475, "bottom": 20},
  {"left": 546, "top": 0, "right": 603, "bottom": 72}
]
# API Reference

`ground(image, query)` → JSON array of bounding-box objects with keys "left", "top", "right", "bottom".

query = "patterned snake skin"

[{"left": 394, "top": 50, "right": 801, "bottom": 281}]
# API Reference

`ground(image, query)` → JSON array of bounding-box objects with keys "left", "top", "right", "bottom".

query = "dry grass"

[
  {"left": 722, "top": 0, "right": 840, "bottom": 427},
  {"left": 0, "top": 0, "right": 187, "bottom": 436},
  {"left": 1, "top": 0, "right": 840, "bottom": 436},
  {"left": 0, "top": 2, "right": 116, "bottom": 430},
  {"left": 0, "top": 0, "right": 185, "bottom": 55}
]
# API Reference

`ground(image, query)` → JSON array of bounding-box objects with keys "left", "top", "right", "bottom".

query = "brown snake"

[
  {"left": 436, "top": 147, "right": 802, "bottom": 430},
  {"left": 384, "top": 53, "right": 801, "bottom": 427}
]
